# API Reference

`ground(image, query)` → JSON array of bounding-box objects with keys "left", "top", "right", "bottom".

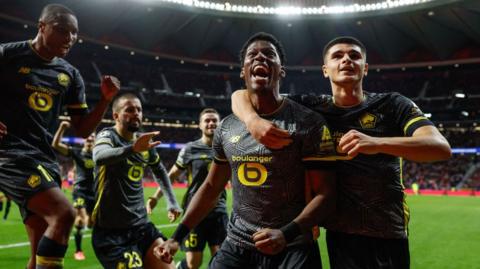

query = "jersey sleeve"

[
  {"left": 147, "top": 148, "right": 161, "bottom": 166},
  {"left": 175, "top": 146, "right": 189, "bottom": 170},
  {"left": 301, "top": 114, "right": 337, "bottom": 169},
  {"left": 392, "top": 93, "right": 433, "bottom": 136},
  {"left": 66, "top": 68, "right": 88, "bottom": 115},
  {"left": 212, "top": 121, "right": 228, "bottom": 164}
]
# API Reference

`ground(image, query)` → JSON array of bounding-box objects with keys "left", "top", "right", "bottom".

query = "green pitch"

[{"left": 0, "top": 189, "right": 479, "bottom": 268}]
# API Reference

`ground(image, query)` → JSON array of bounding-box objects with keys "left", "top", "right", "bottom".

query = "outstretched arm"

[
  {"left": 151, "top": 162, "right": 182, "bottom": 222},
  {"left": 93, "top": 131, "right": 161, "bottom": 166},
  {"left": 253, "top": 169, "right": 335, "bottom": 255},
  {"left": 51, "top": 121, "right": 71, "bottom": 156},
  {"left": 154, "top": 162, "right": 231, "bottom": 263},
  {"left": 147, "top": 165, "right": 183, "bottom": 214},
  {"left": 338, "top": 126, "right": 451, "bottom": 162},
  {"left": 70, "top": 76, "right": 120, "bottom": 138},
  {"left": 231, "top": 89, "right": 291, "bottom": 149}
]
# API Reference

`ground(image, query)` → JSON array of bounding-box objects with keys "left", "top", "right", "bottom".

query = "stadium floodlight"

[
  {"left": 147, "top": 0, "right": 436, "bottom": 15},
  {"left": 455, "top": 93, "right": 466, "bottom": 98}
]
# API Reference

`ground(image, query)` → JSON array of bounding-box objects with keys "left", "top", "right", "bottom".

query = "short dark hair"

[
  {"left": 239, "top": 32, "right": 286, "bottom": 66},
  {"left": 112, "top": 93, "right": 140, "bottom": 112},
  {"left": 322, "top": 36, "right": 366, "bottom": 62},
  {"left": 39, "top": 4, "right": 76, "bottom": 23},
  {"left": 199, "top": 108, "right": 220, "bottom": 122}
]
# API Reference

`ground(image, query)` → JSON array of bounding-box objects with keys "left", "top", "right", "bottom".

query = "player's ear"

[
  {"left": 322, "top": 64, "right": 329, "bottom": 78},
  {"left": 240, "top": 69, "right": 245, "bottom": 79},
  {"left": 363, "top": 62, "right": 369, "bottom": 77},
  {"left": 280, "top": 66, "right": 286, "bottom": 78}
]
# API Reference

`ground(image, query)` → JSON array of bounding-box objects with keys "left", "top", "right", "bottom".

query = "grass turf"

[{"left": 0, "top": 189, "right": 479, "bottom": 268}]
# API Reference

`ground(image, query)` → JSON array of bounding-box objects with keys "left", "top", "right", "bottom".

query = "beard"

[{"left": 127, "top": 124, "right": 140, "bottom": 133}]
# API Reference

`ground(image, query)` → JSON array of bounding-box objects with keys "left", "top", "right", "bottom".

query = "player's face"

[
  {"left": 40, "top": 14, "right": 78, "bottom": 58},
  {"left": 114, "top": 98, "right": 143, "bottom": 133},
  {"left": 240, "top": 40, "right": 285, "bottom": 93},
  {"left": 83, "top": 133, "right": 95, "bottom": 152},
  {"left": 199, "top": 113, "right": 219, "bottom": 138},
  {"left": 322, "top": 43, "right": 368, "bottom": 86}
]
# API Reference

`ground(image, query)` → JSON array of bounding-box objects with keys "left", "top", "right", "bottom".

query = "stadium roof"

[{"left": 1, "top": 0, "right": 480, "bottom": 67}]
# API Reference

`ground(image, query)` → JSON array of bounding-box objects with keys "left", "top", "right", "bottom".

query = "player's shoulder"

[
  {"left": 285, "top": 98, "right": 327, "bottom": 123},
  {"left": 96, "top": 127, "right": 117, "bottom": 140},
  {"left": 218, "top": 114, "right": 241, "bottom": 129},
  {"left": 0, "top": 40, "right": 30, "bottom": 58},
  {"left": 366, "top": 91, "right": 409, "bottom": 103}
]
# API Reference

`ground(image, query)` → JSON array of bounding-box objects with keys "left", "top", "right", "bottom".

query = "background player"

[
  {"left": 91, "top": 93, "right": 181, "bottom": 269},
  {"left": 0, "top": 4, "right": 119, "bottom": 268},
  {"left": 147, "top": 108, "right": 228, "bottom": 269},
  {"left": 52, "top": 121, "right": 95, "bottom": 261},
  {"left": 156, "top": 32, "right": 336, "bottom": 268},
  {"left": 231, "top": 36, "right": 452, "bottom": 269}
]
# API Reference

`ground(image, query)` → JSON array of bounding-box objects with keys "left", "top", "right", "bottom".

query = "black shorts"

[
  {"left": 326, "top": 230, "right": 410, "bottom": 269},
  {"left": 209, "top": 238, "right": 322, "bottom": 269},
  {"left": 92, "top": 222, "right": 166, "bottom": 269},
  {"left": 72, "top": 189, "right": 95, "bottom": 214},
  {"left": 0, "top": 161, "right": 61, "bottom": 222},
  {"left": 181, "top": 211, "right": 228, "bottom": 252}
]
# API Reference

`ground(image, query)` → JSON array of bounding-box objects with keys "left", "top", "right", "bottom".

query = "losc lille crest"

[
  {"left": 359, "top": 113, "right": 377, "bottom": 129},
  {"left": 57, "top": 72, "right": 70, "bottom": 87}
]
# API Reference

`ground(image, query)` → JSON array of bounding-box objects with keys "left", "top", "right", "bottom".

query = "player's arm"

[
  {"left": 154, "top": 161, "right": 231, "bottom": 263},
  {"left": 231, "top": 89, "right": 291, "bottom": 149},
  {"left": 147, "top": 164, "right": 183, "bottom": 214},
  {"left": 253, "top": 169, "right": 336, "bottom": 255},
  {"left": 150, "top": 162, "right": 182, "bottom": 221},
  {"left": 51, "top": 121, "right": 71, "bottom": 156},
  {"left": 70, "top": 76, "right": 120, "bottom": 138},
  {"left": 93, "top": 131, "right": 161, "bottom": 166},
  {"left": 339, "top": 126, "right": 451, "bottom": 162}
]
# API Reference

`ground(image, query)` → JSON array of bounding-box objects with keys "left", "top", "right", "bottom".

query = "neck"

[
  {"left": 248, "top": 88, "right": 283, "bottom": 115},
  {"left": 331, "top": 82, "right": 364, "bottom": 107},
  {"left": 201, "top": 135, "right": 213, "bottom": 146},
  {"left": 31, "top": 35, "right": 54, "bottom": 61},
  {"left": 115, "top": 125, "right": 134, "bottom": 141}
]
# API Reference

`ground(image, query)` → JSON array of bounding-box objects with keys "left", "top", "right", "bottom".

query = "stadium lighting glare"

[
  {"left": 424, "top": 113, "right": 432, "bottom": 118},
  {"left": 455, "top": 93, "right": 466, "bottom": 98},
  {"left": 153, "top": 0, "right": 435, "bottom": 15}
]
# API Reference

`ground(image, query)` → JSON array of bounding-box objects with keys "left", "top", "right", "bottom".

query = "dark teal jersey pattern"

[
  {"left": 92, "top": 127, "right": 161, "bottom": 229},
  {"left": 213, "top": 98, "right": 335, "bottom": 249},
  {"left": 176, "top": 139, "right": 227, "bottom": 215},
  {"left": 292, "top": 91, "right": 434, "bottom": 239},
  {"left": 0, "top": 41, "right": 88, "bottom": 169},
  {"left": 70, "top": 148, "right": 94, "bottom": 198}
]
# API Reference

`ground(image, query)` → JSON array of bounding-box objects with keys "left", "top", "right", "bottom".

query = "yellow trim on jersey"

[
  {"left": 214, "top": 156, "right": 228, "bottom": 162},
  {"left": 36, "top": 165, "right": 54, "bottom": 182},
  {"left": 91, "top": 165, "right": 106, "bottom": 224},
  {"left": 187, "top": 166, "right": 193, "bottom": 185},
  {"left": 67, "top": 103, "right": 89, "bottom": 109},
  {"left": 36, "top": 255, "right": 64, "bottom": 267},
  {"left": 175, "top": 161, "right": 186, "bottom": 169},
  {"left": 399, "top": 157, "right": 405, "bottom": 188},
  {"left": 403, "top": 194, "right": 410, "bottom": 235},
  {"left": 302, "top": 156, "right": 337, "bottom": 161},
  {"left": 148, "top": 154, "right": 160, "bottom": 165},
  {"left": 403, "top": 116, "right": 428, "bottom": 135},
  {"left": 94, "top": 140, "right": 114, "bottom": 147}
]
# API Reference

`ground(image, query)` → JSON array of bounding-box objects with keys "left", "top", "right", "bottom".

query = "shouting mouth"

[{"left": 251, "top": 64, "right": 270, "bottom": 83}]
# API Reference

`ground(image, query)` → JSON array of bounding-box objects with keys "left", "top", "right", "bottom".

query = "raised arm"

[
  {"left": 70, "top": 76, "right": 119, "bottom": 138},
  {"left": 231, "top": 89, "right": 291, "bottom": 149},
  {"left": 51, "top": 121, "right": 71, "bottom": 156},
  {"left": 338, "top": 126, "right": 451, "bottom": 162},
  {"left": 253, "top": 169, "right": 336, "bottom": 255},
  {"left": 154, "top": 161, "right": 231, "bottom": 263}
]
